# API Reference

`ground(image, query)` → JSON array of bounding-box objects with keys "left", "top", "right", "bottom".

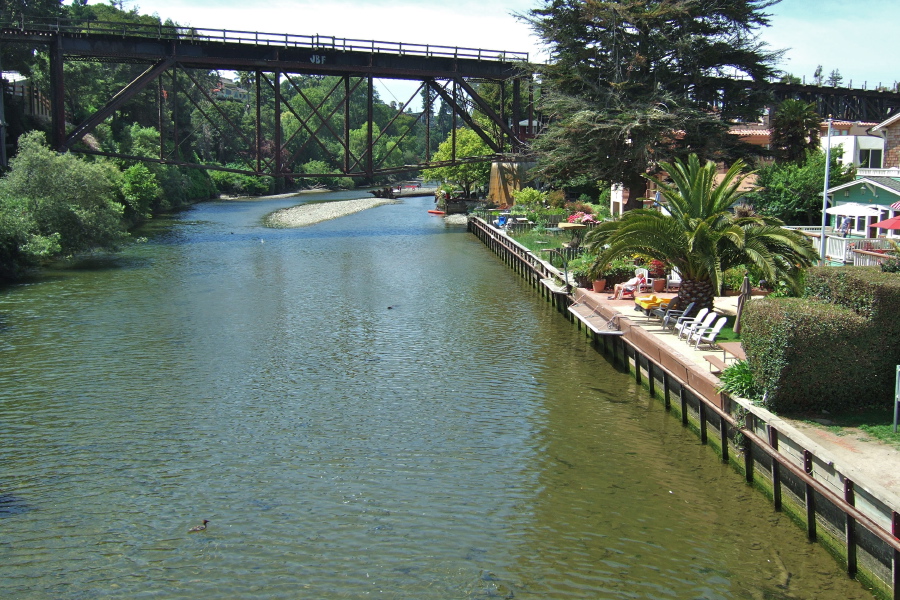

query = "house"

[
  {"left": 869, "top": 111, "right": 900, "bottom": 170},
  {"left": 820, "top": 120, "right": 885, "bottom": 168},
  {"left": 820, "top": 112, "right": 900, "bottom": 262},
  {"left": 211, "top": 78, "right": 249, "bottom": 102}
]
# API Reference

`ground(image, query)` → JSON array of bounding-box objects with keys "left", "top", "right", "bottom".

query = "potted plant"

[
  {"left": 590, "top": 256, "right": 635, "bottom": 291},
  {"left": 566, "top": 254, "right": 596, "bottom": 289},
  {"left": 649, "top": 259, "right": 667, "bottom": 292}
]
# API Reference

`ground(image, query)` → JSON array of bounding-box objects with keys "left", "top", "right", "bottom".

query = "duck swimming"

[{"left": 188, "top": 519, "right": 209, "bottom": 533}]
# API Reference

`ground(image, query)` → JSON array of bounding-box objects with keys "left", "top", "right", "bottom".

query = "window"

[{"left": 859, "top": 149, "right": 883, "bottom": 168}]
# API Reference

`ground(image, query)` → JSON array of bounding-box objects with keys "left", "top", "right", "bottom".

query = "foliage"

[
  {"left": 546, "top": 189, "right": 566, "bottom": 208},
  {"left": 745, "top": 148, "right": 856, "bottom": 225},
  {"left": 209, "top": 168, "right": 273, "bottom": 196},
  {"left": 567, "top": 253, "right": 598, "bottom": 286},
  {"left": 0, "top": 132, "right": 129, "bottom": 279},
  {"left": 524, "top": 0, "right": 780, "bottom": 209},
  {"left": 511, "top": 187, "right": 548, "bottom": 210},
  {"left": 742, "top": 267, "right": 900, "bottom": 413},
  {"left": 421, "top": 128, "right": 492, "bottom": 198},
  {"left": 722, "top": 266, "right": 747, "bottom": 291},
  {"left": 121, "top": 164, "right": 161, "bottom": 222},
  {"left": 880, "top": 257, "right": 900, "bottom": 273},
  {"left": 585, "top": 154, "right": 818, "bottom": 310},
  {"left": 300, "top": 161, "right": 343, "bottom": 189},
  {"left": 770, "top": 99, "right": 821, "bottom": 164},
  {"left": 565, "top": 201, "right": 595, "bottom": 215},
  {"left": 718, "top": 361, "right": 764, "bottom": 402},
  {"left": 590, "top": 256, "right": 635, "bottom": 285}
]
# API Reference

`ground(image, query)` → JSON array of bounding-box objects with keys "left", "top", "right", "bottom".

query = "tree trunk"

[
  {"left": 678, "top": 278, "right": 716, "bottom": 312},
  {"left": 623, "top": 176, "right": 648, "bottom": 212}
]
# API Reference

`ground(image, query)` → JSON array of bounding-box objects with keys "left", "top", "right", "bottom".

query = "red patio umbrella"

[{"left": 871, "top": 216, "right": 900, "bottom": 230}]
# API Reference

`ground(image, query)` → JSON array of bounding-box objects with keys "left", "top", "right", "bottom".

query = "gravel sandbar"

[{"left": 265, "top": 198, "right": 398, "bottom": 228}]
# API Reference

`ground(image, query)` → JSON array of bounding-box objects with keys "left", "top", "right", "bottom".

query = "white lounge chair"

[
  {"left": 689, "top": 316, "right": 728, "bottom": 349},
  {"left": 672, "top": 307, "right": 709, "bottom": 336},
  {"left": 678, "top": 311, "right": 716, "bottom": 341},
  {"left": 656, "top": 301, "right": 695, "bottom": 327}
]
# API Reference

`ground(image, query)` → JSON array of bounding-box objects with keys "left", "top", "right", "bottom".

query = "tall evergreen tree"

[{"left": 524, "top": 0, "right": 782, "bottom": 210}]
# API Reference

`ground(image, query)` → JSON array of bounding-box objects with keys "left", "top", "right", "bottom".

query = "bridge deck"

[{"left": 0, "top": 19, "right": 528, "bottom": 79}]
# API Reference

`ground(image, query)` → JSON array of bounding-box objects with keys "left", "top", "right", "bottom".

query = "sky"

[{"left": 111, "top": 0, "right": 899, "bottom": 99}]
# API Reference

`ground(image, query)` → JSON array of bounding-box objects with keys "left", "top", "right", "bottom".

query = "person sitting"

[{"left": 608, "top": 273, "right": 645, "bottom": 300}]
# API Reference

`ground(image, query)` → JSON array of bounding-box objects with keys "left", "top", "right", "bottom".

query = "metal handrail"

[{"left": 0, "top": 18, "right": 529, "bottom": 63}]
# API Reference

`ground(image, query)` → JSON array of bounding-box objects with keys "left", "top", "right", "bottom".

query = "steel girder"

[{"left": 1, "top": 23, "right": 533, "bottom": 179}]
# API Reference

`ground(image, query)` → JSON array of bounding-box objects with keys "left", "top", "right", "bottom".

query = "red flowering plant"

[{"left": 648, "top": 259, "right": 667, "bottom": 278}]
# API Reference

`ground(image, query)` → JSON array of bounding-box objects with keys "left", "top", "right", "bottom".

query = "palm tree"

[
  {"left": 770, "top": 99, "right": 821, "bottom": 164},
  {"left": 585, "top": 154, "right": 818, "bottom": 310}
]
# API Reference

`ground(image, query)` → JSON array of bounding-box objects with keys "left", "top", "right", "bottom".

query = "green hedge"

[{"left": 742, "top": 267, "right": 900, "bottom": 413}]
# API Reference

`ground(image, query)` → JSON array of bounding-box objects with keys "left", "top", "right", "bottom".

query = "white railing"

[
  {"left": 826, "top": 236, "right": 892, "bottom": 262},
  {"left": 0, "top": 18, "right": 530, "bottom": 63},
  {"left": 853, "top": 250, "right": 894, "bottom": 266},
  {"left": 785, "top": 226, "right": 834, "bottom": 235},
  {"left": 858, "top": 167, "right": 900, "bottom": 178}
]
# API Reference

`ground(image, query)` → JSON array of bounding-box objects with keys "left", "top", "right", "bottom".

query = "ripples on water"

[{"left": 0, "top": 194, "right": 870, "bottom": 599}]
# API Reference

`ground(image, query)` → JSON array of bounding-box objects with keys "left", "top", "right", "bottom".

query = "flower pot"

[
  {"left": 592, "top": 279, "right": 606, "bottom": 293},
  {"left": 652, "top": 278, "right": 665, "bottom": 292}
]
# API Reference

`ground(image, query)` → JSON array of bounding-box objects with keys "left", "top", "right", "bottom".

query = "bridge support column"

[
  {"left": 49, "top": 39, "right": 66, "bottom": 150},
  {"left": 488, "top": 161, "right": 535, "bottom": 207}
]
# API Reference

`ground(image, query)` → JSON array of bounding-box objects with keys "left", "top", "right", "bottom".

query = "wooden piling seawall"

[{"left": 469, "top": 216, "right": 900, "bottom": 600}]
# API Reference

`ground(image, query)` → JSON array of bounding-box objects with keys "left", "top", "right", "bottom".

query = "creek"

[{"left": 0, "top": 192, "right": 870, "bottom": 599}]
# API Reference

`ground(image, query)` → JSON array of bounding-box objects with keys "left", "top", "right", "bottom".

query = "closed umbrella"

[
  {"left": 824, "top": 202, "right": 882, "bottom": 217},
  {"left": 733, "top": 274, "right": 752, "bottom": 335},
  {"left": 871, "top": 216, "right": 900, "bottom": 230}
]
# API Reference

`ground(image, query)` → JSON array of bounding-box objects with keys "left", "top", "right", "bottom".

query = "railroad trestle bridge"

[{"left": 0, "top": 19, "right": 537, "bottom": 179}]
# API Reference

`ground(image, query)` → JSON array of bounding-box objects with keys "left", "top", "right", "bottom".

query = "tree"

[
  {"left": 813, "top": 65, "right": 824, "bottom": 86},
  {"left": 421, "top": 128, "right": 492, "bottom": 198},
  {"left": 827, "top": 69, "right": 844, "bottom": 88},
  {"left": 585, "top": 154, "right": 817, "bottom": 310},
  {"left": 769, "top": 99, "right": 820, "bottom": 164},
  {"left": 525, "top": 0, "right": 782, "bottom": 210},
  {"left": 744, "top": 148, "right": 855, "bottom": 225},
  {"left": 0, "top": 132, "right": 128, "bottom": 258}
]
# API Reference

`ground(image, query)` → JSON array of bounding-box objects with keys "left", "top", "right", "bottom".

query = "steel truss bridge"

[
  {"left": 0, "top": 19, "right": 536, "bottom": 179},
  {"left": 761, "top": 81, "right": 900, "bottom": 123}
]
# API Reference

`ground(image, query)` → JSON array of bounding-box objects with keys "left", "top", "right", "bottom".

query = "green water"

[{"left": 0, "top": 193, "right": 870, "bottom": 599}]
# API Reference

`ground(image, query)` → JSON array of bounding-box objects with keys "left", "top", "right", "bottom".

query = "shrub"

[
  {"left": 511, "top": 187, "right": 547, "bottom": 210},
  {"left": 547, "top": 189, "right": 567, "bottom": 208},
  {"left": 591, "top": 255, "right": 635, "bottom": 284},
  {"left": 718, "top": 361, "right": 764, "bottom": 402},
  {"left": 565, "top": 201, "right": 594, "bottom": 214},
  {"left": 742, "top": 267, "right": 900, "bottom": 413},
  {"left": 722, "top": 266, "right": 746, "bottom": 291},
  {"left": 881, "top": 257, "right": 900, "bottom": 273}
]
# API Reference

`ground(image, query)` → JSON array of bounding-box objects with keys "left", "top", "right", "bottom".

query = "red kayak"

[{"left": 427, "top": 210, "right": 445, "bottom": 215}]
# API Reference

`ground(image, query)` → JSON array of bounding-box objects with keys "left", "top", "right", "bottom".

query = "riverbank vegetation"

[{"left": 0, "top": 0, "right": 506, "bottom": 281}]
